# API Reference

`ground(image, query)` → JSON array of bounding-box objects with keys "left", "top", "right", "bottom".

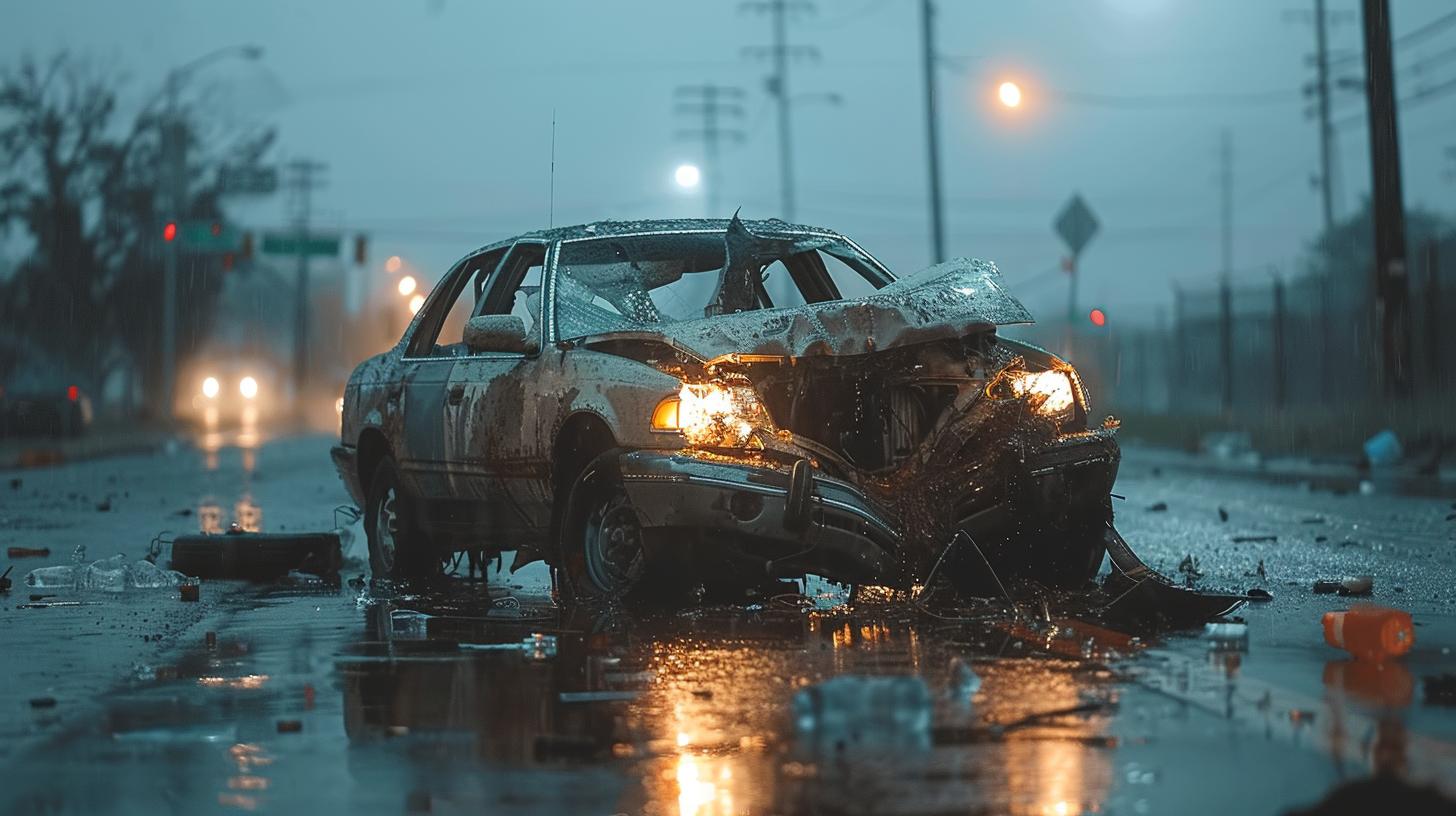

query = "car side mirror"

[{"left": 464, "top": 315, "right": 531, "bottom": 354}]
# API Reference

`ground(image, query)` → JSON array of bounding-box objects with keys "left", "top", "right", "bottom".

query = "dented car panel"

[{"left": 334, "top": 216, "right": 1131, "bottom": 596}]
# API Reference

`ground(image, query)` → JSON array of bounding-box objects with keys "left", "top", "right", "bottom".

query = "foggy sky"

[{"left": 5, "top": 0, "right": 1454, "bottom": 325}]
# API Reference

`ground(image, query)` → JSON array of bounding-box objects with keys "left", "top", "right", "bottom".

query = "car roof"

[{"left": 471, "top": 217, "right": 848, "bottom": 254}]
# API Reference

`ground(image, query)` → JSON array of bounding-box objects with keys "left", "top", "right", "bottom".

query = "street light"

[
  {"left": 397, "top": 275, "right": 417, "bottom": 296},
  {"left": 997, "top": 81, "right": 1023, "bottom": 109},
  {"left": 385, "top": 255, "right": 402, "bottom": 274},
  {"left": 408, "top": 294, "right": 425, "bottom": 315},
  {"left": 674, "top": 164, "right": 701, "bottom": 189}
]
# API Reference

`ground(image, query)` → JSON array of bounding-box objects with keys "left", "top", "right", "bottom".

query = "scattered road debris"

[
  {"left": 28, "top": 697, "right": 57, "bottom": 709},
  {"left": 1231, "top": 534, "right": 1277, "bottom": 543},
  {"left": 1147, "top": 501, "right": 1169, "bottom": 512},
  {"left": 170, "top": 528, "right": 343, "bottom": 580},
  {"left": 1301, "top": 516, "right": 1325, "bottom": 524},
  {"left": 1362, "top": 429, "right": 1403, "bottom": 468},
  {"left": 1313, "top": 576, "right": 1374, "bottom": 597},
  {"left": 276, "top": 719, "right": 303, "bottom": 733},
  {"left": 1177, "top": 553, "right": 1203, "bottom": 586},
  {"left": 1204, "top": 622, "right": 1249, "bottom": 651},
  {"left": 179, "top": 582, "right": 200, "bottom": 602},
  {"left": 0, "top": 565, "right": 11, "bottom": 592},
  {"left": 25, "top": 550, "right": 188, "bottom": 592},
  {"left": 7, "top": 546, "right": 50, "bottom": 558},
  {"left": 1245, "top": 588, "right": 1273, "bottom": 602},
  {"left": 1218, "top": 506, "right": 1229, "bottom": 522},
  {"left": 1322, "top": 606, "right": 1413, "bottom": 661}
]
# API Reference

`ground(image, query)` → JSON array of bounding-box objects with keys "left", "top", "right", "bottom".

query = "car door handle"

[{"left": 447, "top": 384, "right": 465, "bottom": 405}]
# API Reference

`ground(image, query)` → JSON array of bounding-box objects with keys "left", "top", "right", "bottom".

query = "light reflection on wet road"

[{"left": 1, "top": 433, "right": 1454, "bottom": 815}]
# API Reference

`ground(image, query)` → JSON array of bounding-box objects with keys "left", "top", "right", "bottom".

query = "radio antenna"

[{"left": 548, "top": 109, "right": 557, "bottom": 228}]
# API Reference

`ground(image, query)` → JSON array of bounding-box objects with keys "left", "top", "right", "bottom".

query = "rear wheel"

[{"left": 364, "top": 456, "right": 440, "bottom": 580}]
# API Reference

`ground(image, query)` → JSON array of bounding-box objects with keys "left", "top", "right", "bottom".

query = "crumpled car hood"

[{"left": 642, "top": 257, "right": 1033, "bottom": 361}]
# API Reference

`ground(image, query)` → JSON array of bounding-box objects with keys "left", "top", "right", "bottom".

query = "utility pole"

[
  {"left": 1360, "top": 0, "right": 1412, "bottom": 397},
  {"left": 1272, "top": 273, "right": 1287, "bottom": 411},
  {"left": 919, "top": 0, "right": 945, "bottom": 264},
  {"left": 1313, "top": 0, "right": 1335, "bottom": 231},
  {"left": 1218, "top": 130, "right": 1234, "bottom": 415},
  {"left": 743, "top": 0, "right": 817, "bottom": 222},
  {"left": 674, "top": 85, "right": 746, "bottom": 218},
  {"left": 285, "top": 159, "right": 327, "bottom": 404}
]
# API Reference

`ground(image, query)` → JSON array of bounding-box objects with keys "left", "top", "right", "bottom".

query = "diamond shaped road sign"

[{"left": 1054, "top": 194, "right": 1099, "bottom": 257}]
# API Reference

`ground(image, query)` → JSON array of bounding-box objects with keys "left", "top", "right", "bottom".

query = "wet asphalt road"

[{"left": 1, "top": 432, "right": 1454, "bottom": 815}]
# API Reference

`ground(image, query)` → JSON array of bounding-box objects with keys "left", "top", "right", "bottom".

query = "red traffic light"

[
  {"left": 66, "top": 385, "right": 79, "bottom": 402},
  {"left": 1088, "top": 308, "right": 1107, "bottom": 327},
  {"left": 162, "top": 222, "right": 178, "bottom": 242}
]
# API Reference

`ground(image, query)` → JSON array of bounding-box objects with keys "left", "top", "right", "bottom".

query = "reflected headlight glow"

[
  {"left": 239, "top": 376, "right": 259, "bottom": 400},
  {"left": 652, "top": 381, "right": 772, "bottom": 448},
  {"left": 202, "top": 377, "right": 220, "bottom": 399}
]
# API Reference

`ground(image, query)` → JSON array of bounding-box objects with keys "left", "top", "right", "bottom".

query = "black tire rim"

[{"left": 582, "top": 493, "right": 645, "bottom": 595}]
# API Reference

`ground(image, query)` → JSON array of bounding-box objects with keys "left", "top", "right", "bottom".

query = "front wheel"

[
  {"left": 558, "top": 451, "right": 672, "bottom": 605},
  {"left": 364, "top": 456, "right": 440, "bottom": 580}
]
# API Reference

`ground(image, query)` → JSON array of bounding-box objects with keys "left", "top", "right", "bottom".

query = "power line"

[{"left": 1050, "top": 87, "right": 1302, "bottom": 109}]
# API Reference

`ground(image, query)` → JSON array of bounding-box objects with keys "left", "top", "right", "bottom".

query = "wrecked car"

[{"left": 332, "top": 216, "right": 1165, "bottom": 606}]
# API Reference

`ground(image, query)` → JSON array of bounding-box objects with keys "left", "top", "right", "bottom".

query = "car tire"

[
  {"left": 558, "top": 450, "right": 668, "bottom": 605},
  {"left": 364, "top": 455, "right": 439, "bottom": 580}
]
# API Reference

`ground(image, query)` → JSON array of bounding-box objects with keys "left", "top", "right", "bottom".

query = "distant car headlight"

[
  {"left": 202, "top": 377, "right": 220, "bottom": 399},
  {"left": 652, "top": 381, "right": 773, "bottom": 447},
  {"left": 987, "top": 366, "right": 1079, "bottom": 420},
  {"left": 239, "top": 376, "right": 259, "bottom": 400}
]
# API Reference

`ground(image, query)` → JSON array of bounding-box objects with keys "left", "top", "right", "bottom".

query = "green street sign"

[
  {"left": 180, "top": 220, "right": 242, "bottom": 252},
  {"left": 261, "top": 232, "right": 341, "bottom": 257}
]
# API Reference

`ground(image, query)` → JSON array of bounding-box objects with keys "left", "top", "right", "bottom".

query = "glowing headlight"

[
  {"left": 986, "top": 366, "right": 1077, "bottom": 419},
  {"left": 201, "top": 377, "right": 220, "bottom": 399},
  {"left": 651, "top": 382, "right": 773, "bottom": 447},
  {"left": 239, "top": 376, "right": 259, "bottom": 400}
]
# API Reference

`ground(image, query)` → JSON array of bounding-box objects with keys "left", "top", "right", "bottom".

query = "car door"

[
  {"left": 395, "top": 248, "right": 506, "bottom": 499},
  {"left": 443, "top": 241, "right": 550, "bottom": 544}
]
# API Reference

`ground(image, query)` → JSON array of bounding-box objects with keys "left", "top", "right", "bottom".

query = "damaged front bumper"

[{"left": 615, "top": 450, "right": 904, "bottom": 586}]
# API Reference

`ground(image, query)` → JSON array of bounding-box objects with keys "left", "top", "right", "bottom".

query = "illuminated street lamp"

[
  {"left": 408, "top": 294, "right": 425, "bottom": 314},
  {"left": 674, "top": 163, "right": 702, "bottom": 189},
  {"left": 397, "top": 275, "right": 417, "bottom": 296},
  {"left": 385, "top": 255, "right": 402, "bottom": 274},
  {"left": 997, "top": 81, "right": 1023, "bottom": 109}
]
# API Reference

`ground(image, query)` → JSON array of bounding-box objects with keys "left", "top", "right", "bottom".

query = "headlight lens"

[
  {"left": 651, "top": 382, "right": 772, "bottom": 447},
  {"left": 987, "top": 367, "right": 1078, "bottom": 419}
]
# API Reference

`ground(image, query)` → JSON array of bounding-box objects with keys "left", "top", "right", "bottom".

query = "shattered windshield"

[{"left": 553, "top": 229, "right": 887, "bottom": 341}]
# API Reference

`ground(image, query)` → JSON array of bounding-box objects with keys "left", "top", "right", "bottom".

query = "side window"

[
  {"left": 760, "top": 260, "right": 807, "bottom": 308},
  {"left": 820, "top": 250, "right": 882, "bottom": 300},
  {"left": 404, "top": 249, "right": 506, "bottom": 358},
  {"left": 480, "top": 243, "right": 548, "bottom": 339}
]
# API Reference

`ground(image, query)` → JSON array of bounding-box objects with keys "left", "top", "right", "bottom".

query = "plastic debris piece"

[
  {"left": 1246, "top": 588, "right": 1273, "bottom": 602},
  {"left": 793, "top": 675, "right": 931, "bottom": 754},
  {"left": 1323, "top": 605, "right": 1413, "bottom": 662},
  {"left": 8, "top": 547, "right": 50, "bottom": 558},
  {"left": 1363, "top": 429, "right": 1403, "bottom": 467},
  {"left": 1204, "top": 622, "right": 1249, "bottom": 651},
  {"left": 1231, "top": 535, "right": 1277, "bottom": 543},
  {"left": 1218, "top": 507, "right": 1229, "bottom": 523},
  {"left": 24, "top": 556, "right": 187, "bottom": 592},
  {"left": 390, "top": 609, "right": 431, "bottom": 639},
  {"left": 1314, "top": 576, "right": 1374, "bottom": 597},
  {"left": 179, "top": 581, "right": 200, "bottom": 602},
  {"left": 276, "top": 719, "right": 303, "bottom": 733},
  {"left": 1146, "top": 501, "right": 1168, "bottom": 512}
]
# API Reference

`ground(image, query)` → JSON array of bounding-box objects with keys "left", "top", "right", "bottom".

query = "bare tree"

[{"left": 0, "top": 52, "right": 274, "bottom": 412}]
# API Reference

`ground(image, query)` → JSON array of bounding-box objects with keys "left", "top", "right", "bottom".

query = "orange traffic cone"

[{"left": 1322, "top": 605, "right": 1414, "bottom": 662}]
